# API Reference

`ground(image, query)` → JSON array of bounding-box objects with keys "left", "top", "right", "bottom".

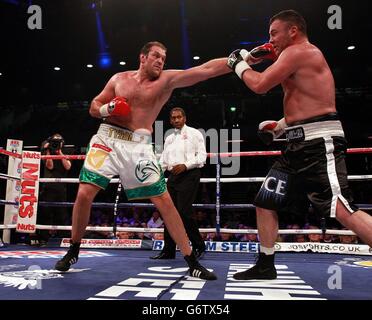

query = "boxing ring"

[{"left": 1, "top": 146, "right": 372, "bottom": 300}]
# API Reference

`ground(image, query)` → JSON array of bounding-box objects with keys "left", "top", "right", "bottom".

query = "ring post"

[
  {"left": 216, "top": 156, "right": 221, "bottom": 238},
  {"left": 113, "top": 182, "right": 122, "bottom": 238},
  {"left": 3, "top": 139, "right": 23, "bottom": 243}
]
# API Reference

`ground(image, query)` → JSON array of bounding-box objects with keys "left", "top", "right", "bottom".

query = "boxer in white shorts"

[
  {"left": 80, "top": 123, "right": 166, "bottom": 200},
  {"left": 55, "top": 41, "right": 232, "bottom": 280}
]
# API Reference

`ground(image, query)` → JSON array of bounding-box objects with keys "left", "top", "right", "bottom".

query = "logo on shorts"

[
  {"left": 87, "top": 148, "right": 109, "bottom": 170},
  {"left": 135, "top": 160, "right": 160, "bottom": 182}
]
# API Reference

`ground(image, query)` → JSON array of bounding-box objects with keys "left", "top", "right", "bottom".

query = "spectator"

[
  {"left": 307, "top": 225, "right": 323, "bottom": 242},
  {"left": 30, "top": 133, "right": 71, "bottom": 246},
  {"left": 339, "top": 228, "right": 359, "bottom": 244},
  {"left": 144, "top": 210, "right": 164, "bottom": 240}
]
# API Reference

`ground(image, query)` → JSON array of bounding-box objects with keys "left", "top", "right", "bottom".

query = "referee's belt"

[
  {"left": 285, "top": 120, "right": 344, "bottom": 142},
  {"left": 98, "top": 123, "right": 152, "bottom": 144}
]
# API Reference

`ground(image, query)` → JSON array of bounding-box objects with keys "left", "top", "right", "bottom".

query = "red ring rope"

[{"left": 1, "top": 147, "right": 372, "bottom": 160}]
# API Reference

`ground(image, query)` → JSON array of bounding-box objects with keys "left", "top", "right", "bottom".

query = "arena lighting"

[
  {"left": 119, "top": 61, "right": 126, "bottom": 65},
  {"left": 54, "top": 67, "right": 61, "bottom": 71},
  {"left": 240, "top": 40, "right": 268, "bottom": 45},
  {"left": 0, "top": 72, "right": 2, "bottom": 76},
  {"left": 99, "top": 52, "right": 112, "bottom": 69},
  {"left": 94, "top": 4, "right": 111, "bottom": 69},
  {"left": 193, "top": 56, "right": 200, "bottom": 60},
  {"left": 230, "top": 107, "right": 237, "bottom": 112},
  {"left": 87, "top": 64, "right": 93, "bottom": 68},
  {"left": 347, "top": 45, "right": 356, "bottom": 50}
]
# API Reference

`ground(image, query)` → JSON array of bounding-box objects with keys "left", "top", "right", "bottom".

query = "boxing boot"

[
  {"left": 55, "top": 240, "right": 80, "bottom": 272},
  {"left": 233, "top": 252, "right": 277, "bottom": 280}
]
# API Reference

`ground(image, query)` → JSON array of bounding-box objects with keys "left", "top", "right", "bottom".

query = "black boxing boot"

[
  {"left": 184, "top": 252, "right": 217, "bottom": 280},
  {"left": 233, "top": 252, "right": 277, "bottom": 280},
  {"left": 55, "top": 240, "right": 80, "bottom": 272}
]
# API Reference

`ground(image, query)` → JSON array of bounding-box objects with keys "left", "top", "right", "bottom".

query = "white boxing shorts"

[{"left": 79, "top": 123, "right": 166, "bottom": 200}]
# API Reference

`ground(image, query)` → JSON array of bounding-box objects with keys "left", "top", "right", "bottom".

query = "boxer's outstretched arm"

[
  {"left": 166, "top": 58, "right": 231, "bottom": 89},
  {"left": 240, "top": 46, "right": 301, "bottom": 94},
  {"left": 89, "top": 75, "right": 117, "bottom": 118}
]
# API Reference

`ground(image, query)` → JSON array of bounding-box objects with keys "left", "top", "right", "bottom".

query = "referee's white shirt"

[{"left": 160, "top": 124, "right": 207, "bottom": 172}]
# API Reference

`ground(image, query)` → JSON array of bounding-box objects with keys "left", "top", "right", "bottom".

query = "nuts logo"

[
  {"left": 17, "top": 151, "right": 40, "bottom": 233},
  {"left": 19, "top": 163, "right": 39, "bottom": 218}
]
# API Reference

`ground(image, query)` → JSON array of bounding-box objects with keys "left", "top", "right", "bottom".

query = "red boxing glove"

[
  {"left": 248, "top": 43, "right": 277, "bottom": 65},
  {"left": 257, "top": 118, "right": 287, "bottom": 145},
  {"left": 99, "top": 97, "right": 131, "bottom": 118}
]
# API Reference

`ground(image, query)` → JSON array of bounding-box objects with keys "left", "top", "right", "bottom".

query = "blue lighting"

[
  {"left": 2, "top": 0, "right": 20, "bottom": 4},
  {"left": 99, "top": 53, "right": 112, "bottom": 68},
  {"left": 239, "top": 40, "right": 269, "bottom": 45},
  {"left": 94, "top": 5, "right": 111, "bottom": 69}
]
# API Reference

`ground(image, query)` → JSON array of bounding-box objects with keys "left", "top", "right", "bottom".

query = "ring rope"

[
  {"left": 0, "top": 224, "right": 358, "bottom": 235},
  {"left": 2, "top": 199, "right": 372, "bottom": 211},
  {"left": 33, "top": 175, "right": 372, "bottom": 184},
  {"left": 0, "top": 149, "right": 22, "bottom": 159},
  {"left": 1, "top": 175, "right": 371, "bottom": 184},
  {"left": 0, "top": 173, "right": 21, "bottom": 181},
  {"left": 2, "top": 147, "right": 372, "bottom": 160}
]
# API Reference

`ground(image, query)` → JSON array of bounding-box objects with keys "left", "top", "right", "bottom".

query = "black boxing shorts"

[{"left": 254, "top": 113, "right": 358, "bottom": 218}]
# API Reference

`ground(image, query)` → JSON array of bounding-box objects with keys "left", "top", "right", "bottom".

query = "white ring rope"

[
  {"left": 0, "top": 173, "right": 21, "bottom": 181},
  {"left": 35, "top": 175, "right": 372, "bottom": 184},
  {"left": 0, "top": 175, "right": 370, "bottom": 184},
  {"left": 0, "top": 224, "right": 357, "bottom": 235}
]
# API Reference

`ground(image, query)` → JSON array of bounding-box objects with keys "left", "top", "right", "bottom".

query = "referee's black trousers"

[{"left": 163, "top": 168, "right": 205, "bottom": 255}]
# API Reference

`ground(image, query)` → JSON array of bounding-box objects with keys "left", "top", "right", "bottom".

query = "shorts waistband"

[
  {"left": 287, "top": 112, "right": 339, "bottom": 126},
  {"left": 285, "top": 120, "right": 344, "bottom": 142},
  {"left": 97, "top": 123, "right": 152, "bottom": 144}
]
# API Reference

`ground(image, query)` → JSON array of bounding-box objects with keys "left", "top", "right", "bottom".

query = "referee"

[{"left": 151, "top": 107, "right": 207, "bottom": 259}]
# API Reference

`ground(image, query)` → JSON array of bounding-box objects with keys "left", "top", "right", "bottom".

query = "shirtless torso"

[
  {"left": 240, "top": 18, "right": 337, "bottom": 125},
  {"left": 281, "top": 42, "right": 336, "bottom": 124},
  {"left": 89, "top": 44, "right": 230, "bottom": 132},
  {"left": 104, "top": 71, "right": 175, "bottom": 132}
]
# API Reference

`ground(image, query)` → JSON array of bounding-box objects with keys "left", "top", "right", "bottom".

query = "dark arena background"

[{"left": 0, "top": 0, "right": 372, "bottom": 314}]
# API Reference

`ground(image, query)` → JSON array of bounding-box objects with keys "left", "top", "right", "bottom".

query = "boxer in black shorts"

[
  {"left": 254, "top": 112, "right": 358, "bottom": 218},
  {"left": 227, "top": 10, "right": 372, "bottom": 280}
]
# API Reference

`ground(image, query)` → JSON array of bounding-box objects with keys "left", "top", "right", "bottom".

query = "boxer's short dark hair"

[
  {"left": 141, "top": 41, "right": 167, "bottom": 56},
  {"left": 270, "top": 10, "right": 307, "bottom": 35}
]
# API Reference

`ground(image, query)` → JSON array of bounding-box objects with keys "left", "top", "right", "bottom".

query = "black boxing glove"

[
  {"left": 227, "top": 49, "right": 251, "bottom": 79},
  {"left": 257, "top": 118, "right": 287, "bottom": 145}
]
